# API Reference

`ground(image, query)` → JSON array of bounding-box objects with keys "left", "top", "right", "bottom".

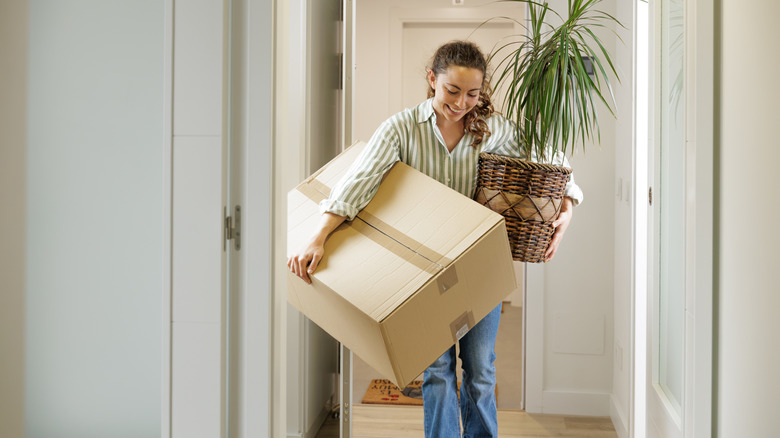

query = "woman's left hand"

[{"left": 545, "top": 197, "right": 574, "bottom": 262}]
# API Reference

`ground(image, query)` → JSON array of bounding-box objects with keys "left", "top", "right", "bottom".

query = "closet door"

[{"left": 170, "top": 1, "right": 229, "bottom": 437}]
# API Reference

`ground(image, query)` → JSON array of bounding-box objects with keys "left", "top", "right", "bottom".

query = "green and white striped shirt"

[{"left": 322, "top": 98, "right": 583, "bottom": 220}]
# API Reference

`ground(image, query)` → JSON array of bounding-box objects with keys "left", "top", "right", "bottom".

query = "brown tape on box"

[
  {"left": 297, "top": 177, "right": 452, "bottom": 272},
  {"left": 358, "top": 211, "right": 452, "bottom": 267},
  {"left": 297, "top": 180, "right": 328, "bottom": 205},
  {"left": 437, "top": 266, "right": 459, "bottom": 295},
  {"left": 306, "top": 178, "right": 333, "bottom": 198},
  {"left": 449, "top": 310, "right": 476, "bottom": 343},
  {"left": 350, "top": 219, "right": 439, "bottom": 274}
]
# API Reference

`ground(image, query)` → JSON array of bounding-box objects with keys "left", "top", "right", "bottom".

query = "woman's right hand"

[
  {"left": 287, "top": 212, "right": 347, "bottom": 284},
  {"left": 288, "top": 237, "right": 326, "bottom": 285}
]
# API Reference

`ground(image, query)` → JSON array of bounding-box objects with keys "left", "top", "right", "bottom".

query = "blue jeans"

[{"left": 422, "top": 303, "right": 502, "bottom": 438}]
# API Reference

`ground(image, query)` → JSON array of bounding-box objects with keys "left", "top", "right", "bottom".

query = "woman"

[{"left": 288, "top": 40, "right": 582, "bottom": 437}]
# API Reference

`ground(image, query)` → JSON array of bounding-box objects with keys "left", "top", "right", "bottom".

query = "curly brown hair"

[{"left": 427, "top": 40, "right": 495, "bottom": 147}]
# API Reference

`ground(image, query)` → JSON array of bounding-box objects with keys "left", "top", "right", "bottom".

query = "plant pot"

[{"left": 474, "top": 152, "right": 571, "bottom": 263}]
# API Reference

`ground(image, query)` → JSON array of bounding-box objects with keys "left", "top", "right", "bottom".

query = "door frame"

[
  {"left": 270, "top": 0, "right": 306, "bottom": 435},
  {"left": 226, "top": 0, "right": 278, "bottom": 436},
  {"left": 684, "top": 0, "right": 715, "bottom": 435}
]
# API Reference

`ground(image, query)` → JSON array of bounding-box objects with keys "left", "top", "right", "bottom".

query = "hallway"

[{"left": 3, "top": 0, "right": 780, "bottom": 437}]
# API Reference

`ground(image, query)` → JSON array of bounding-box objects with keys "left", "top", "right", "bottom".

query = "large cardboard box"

[{"left": 287, "top": 141, "right": 516, "bottom": 388}]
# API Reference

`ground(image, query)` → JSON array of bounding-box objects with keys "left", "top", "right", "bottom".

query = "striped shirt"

[{"left": 322, "top": 98, "right": 584, "bottom": 220}]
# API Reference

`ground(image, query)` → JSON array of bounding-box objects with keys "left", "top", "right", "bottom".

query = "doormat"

[
  {"left": 361, "top": 379, "right": 498, "bottom": 406},
  {"left": 361, "top": 379, "right": 424, "bottom": 406}
]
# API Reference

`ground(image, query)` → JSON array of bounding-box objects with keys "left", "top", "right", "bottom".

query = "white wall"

[
  {"left": 24, "top": 1, "right": 165, "bottom": 435},
  {"left": 716, "top": 1, "right": 780, "bottom": 436},
  {"left": 356, "top": 0, "right": 617, "bottom": 415},
  {"left": 529, "top": 0, "right": 616, "bottom": 416},
  {"left": 0, "top": 1, "right": 27, "bottom": 437}
]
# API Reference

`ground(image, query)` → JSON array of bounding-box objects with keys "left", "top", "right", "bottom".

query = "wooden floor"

[{"left": 315, "top": 405, "right": 617, "bottom": 438}]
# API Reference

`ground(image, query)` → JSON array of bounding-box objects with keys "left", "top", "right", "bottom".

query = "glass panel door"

[
  {"left": 658, "top": 0, "right": 685, "bottom": 411},
  {"left": 649, "top": 0, "right": 686, "bottom": 434}
]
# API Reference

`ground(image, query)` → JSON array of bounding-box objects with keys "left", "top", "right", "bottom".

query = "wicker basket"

[{"left": 474, "top": 152, "right": 571, "bottom": 263}]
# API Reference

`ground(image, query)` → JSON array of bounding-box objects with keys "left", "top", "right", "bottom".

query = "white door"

[
  {"left": 647, "top": 0, "right": 685, "bottom": 435},
  {"left": 398, "top": 21, "right": 517, "bottom": 114},
  {"left": 386, "top": 10, "right": 523, "bottom": 117}
]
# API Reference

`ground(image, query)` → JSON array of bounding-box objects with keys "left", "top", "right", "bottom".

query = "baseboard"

[
  {"left": 304, "top": 404, "right": 331, "bottom": 438},
  {"left": 610, "top": 394, "right": 630, "bottom": 438},
  {"left": 286, "top": 404, "right": 330, "bottom": 438},
  {"left": 536, "top": 390, "right": 612, "bottom": 416}
]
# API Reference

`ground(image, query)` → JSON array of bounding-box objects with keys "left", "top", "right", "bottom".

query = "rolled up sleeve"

[{"left": 320, "top": 120, "right": 401, "bottom": 220}]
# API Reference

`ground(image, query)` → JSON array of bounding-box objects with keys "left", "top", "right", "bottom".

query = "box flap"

[{"left": 357, "top": 157, "right": 504, "bottom": 268}]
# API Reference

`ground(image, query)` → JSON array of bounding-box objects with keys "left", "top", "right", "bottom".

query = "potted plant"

[{"left": 474, "top": 0, "right": 622, "bottom": 262}]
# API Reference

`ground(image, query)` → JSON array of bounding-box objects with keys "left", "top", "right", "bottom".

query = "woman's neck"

[
  {"left": 433, "top": 108, "right": 464, "bottom": 131},
  {"left": 434, "top": 110, "right": 466, "bottom": 152}
]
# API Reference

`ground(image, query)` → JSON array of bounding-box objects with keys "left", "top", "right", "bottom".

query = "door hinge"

[
  {"left": 224, "top": 205, "right": 241, "bottom": 251},
  {"left": 648, "top": 187, "right": 653, "bottom": 206},
  {"left": 342, "top": 403, "right": 350, "bottom": 423}
]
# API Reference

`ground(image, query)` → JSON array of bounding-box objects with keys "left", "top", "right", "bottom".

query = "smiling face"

[{"left": 428, "top": 66, "right": 484, "bottom": 124}]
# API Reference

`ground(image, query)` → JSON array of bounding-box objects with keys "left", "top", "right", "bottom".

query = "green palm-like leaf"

[{"left": 490, "top": 0, "right": 622, "bottom": 161}]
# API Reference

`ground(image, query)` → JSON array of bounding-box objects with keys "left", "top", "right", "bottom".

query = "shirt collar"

[{"left": 417, "top": 98, "right": 435, "bottom": 124}]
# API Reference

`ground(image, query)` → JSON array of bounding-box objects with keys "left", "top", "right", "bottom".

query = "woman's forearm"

[{"left": 312, "top": 212, "right": 347, "bottom": 244}]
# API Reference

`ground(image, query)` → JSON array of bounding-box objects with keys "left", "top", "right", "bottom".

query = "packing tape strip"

[
  {"left": 296, "top": 178, "right": 452, "bottom": 269},
  {"left": 357, "top": 211, "right": 452, "bottom": 267},
  {"left": 350, "top": 219, "right": 440, "bottom": 274},
  {"left": 307, "top": 178, "right": 333, "bottom": 198},
  {"left": 437, "top": 266, "right": 459, "bottom": 295},
  {"left": 449, "top": 310, "right": 476, "bottom": 343},
  {"left": 296, "top": 178, "right": 332, "bottom": 204}
]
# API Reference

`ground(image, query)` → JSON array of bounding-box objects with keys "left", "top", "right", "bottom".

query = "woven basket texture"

[{"left": 474, "top": 152, "right": 571, "bottom": 263}]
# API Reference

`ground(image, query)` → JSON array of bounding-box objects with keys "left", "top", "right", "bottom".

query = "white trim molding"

[
  {"left": 524, "top": 262, "right": 545, "bottom": 413},
  {"left": 541, "top": 390, "right": 612, "bottom": 417},
  {"left": 611, "top": 394, "right": 630, "bottom": 438},
  {"left": 162, "top": 0, "right": 174, "bottom": 436}
]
